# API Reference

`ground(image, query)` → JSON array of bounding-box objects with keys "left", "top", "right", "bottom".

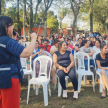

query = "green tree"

[
  {"left": 70, "top": 0, "right": 82, "bottom": 36},
  {"left": 0, "top": 0, "right": 1, "bottom": 15},
  {"left": 43, "top": 0, "right": 53, "bottom": 37},
  {"left": 47, "top": 11, "right": 59, "bottom": 31},
  {"left": 17, "top": 0, "right": 19, "bottom": 31},
  {"left": 58, "top": 7, "right": 67, "bottom": 29},
  {"left": 24, "top": 0, "right": 42, "bottom": 37},
  {"left": 4, "top": 7, "right": 23, "bottom": 30},
  {"left": 80, "top": 0, "right": 108, "bottom": 34},
  {"left": 89, "top": 0, "right": 94, "bottom": 32}
]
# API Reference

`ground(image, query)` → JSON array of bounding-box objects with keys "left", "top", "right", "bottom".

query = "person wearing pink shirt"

[{"left": 67, "top": 39, "right": 74, "bottom": 50}]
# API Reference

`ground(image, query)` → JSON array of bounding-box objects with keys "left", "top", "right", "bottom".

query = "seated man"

[
  {"left": 75, "top": 38, "right": 82, "bottom": 52},
  {"left": 39, "top": 39, "right": 51, "bottom": 53}
]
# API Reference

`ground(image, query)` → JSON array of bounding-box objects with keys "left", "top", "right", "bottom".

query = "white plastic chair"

[
  {"left": 20, "top": 56, "right": 33, "bottom": 83},
  {"left": 27, "top": 56, "right": 52, "bottom": 106},
  {"left": 74, "top": 52, "right": 95, "bottom": 92},
  {"left": 54, "top": 74, "right": 69, "bottom": 97},
  {"left": 93, "top": 51, "right": 103, "bottom": 92}
]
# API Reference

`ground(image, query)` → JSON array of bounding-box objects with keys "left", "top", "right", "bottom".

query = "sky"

[{"left": 6, "top": 1, "right": 89, "bottom": 30}]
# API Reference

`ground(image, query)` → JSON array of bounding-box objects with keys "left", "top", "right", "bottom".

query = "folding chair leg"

[
  {"left": 95, "top": 74, "right": 97, "bottom": 86},
  {"left": 28, "top": 74, "right": 31, "bottom": 84},
  {"left": 84, "top": 75, "right": 87, "bottom": 85},
  {"left": 78, "top": 75, "right": 82, "bottom": 92},
  {"left": 66, "top": 78, "right": 68, "bottom": 88},
  {"left": 48, "top": 83, "right": 51, "bottom": 97},
  {"left": 36, "top": 85, "right": 39, "bottom": 95},
  {"left": 99, "top": 76, "right": 103, "bottom": 93},
  {"left": 54, "top": 75, "right": 57, "bottom": 90},
  {"left": 92, "top": 74, "right": 95, "bottom": 92},
  {"left": 58, "top": 78, "right": 62, "bottom": 97},
  {"left": 43, "top": 84, "right": 48, "bottom": 106},
  {"left": 33, "top": 84, "right": 35, "bottom": 90},
  {"left": 27, "top": 83, "right": 30, "bottom": 104}
]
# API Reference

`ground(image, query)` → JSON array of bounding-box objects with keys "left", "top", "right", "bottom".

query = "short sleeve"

[
  {"left": 67, "top": 50, "right": 71, "bottom": 55},
  {"left": 6, "top": 38, "right": 25, "bottom": 57},
  {"left": 96, "top": 53, "right": 100, "bottom": 60},
  {"left": 80, "top": 47, "right": 84, "bottom": 51},
  {"left": 54, "top": 51, "right": 59, "bottom": 56}
]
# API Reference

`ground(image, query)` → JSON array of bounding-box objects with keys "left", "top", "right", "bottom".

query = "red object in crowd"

[
  {"left": 58, "top": 36, "right": 61, "bottom": 38},
  {"left": 39, "top": 44, "right": 51, "bottom": 53},
  {"left": 0, "top": 78, "right": 20, "bottom": 108}
]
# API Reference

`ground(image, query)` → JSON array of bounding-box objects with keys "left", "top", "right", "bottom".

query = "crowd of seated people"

[{"left": 19, "top": 33, "right": 108, "bottom": 99}]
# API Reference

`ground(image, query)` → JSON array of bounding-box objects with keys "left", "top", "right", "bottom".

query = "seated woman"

[
  {"left": 71, "top": 37, "right": 77, "bottom": 46},
  {"left": 93, "top": 39, "right": 101, "bottom": 53},
  {"left": 67, "top": 38, "right": 74, "bottom": 55},
  {"left": 80, "top": 40, "right": 94, "bottom": 70},
  {"left": 96, "top": 44, "right": 108, "bottom": 98},
  {"left": 53, "top": 41, "right": 78, "bottom": 99},
  {"left": 67, "top": 39, "right": 74, "bottom": 50},
  {"left": 26, "top": 40, "right": 40, "bottom": 70}
]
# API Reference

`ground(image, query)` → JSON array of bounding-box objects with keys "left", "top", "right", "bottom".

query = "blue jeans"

[{"left": 84, "top": 59, "right": 94, "bottom": 70}]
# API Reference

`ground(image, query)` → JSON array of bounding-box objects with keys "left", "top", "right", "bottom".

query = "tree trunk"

[
  {"left": 23, "top": 0, "right": 26, "bottom": 39},
  {"left": 44, "top": 20, "right": 47, "bottom": 37},
  {"left": 60, "top": 19, "right": 62, "bottom": 36},
  {"left": 17, "top": 0, "right": 19, "bottom": 32},
  {"left": 60, "top": 19, "right": 62, "bottom": 29},
  {"left": 30, "top": 0, "right": 33, "bottom": 31},
  {"left": 28, "top": 0, "right": 33, "bottom": 40},
  {"left": 90, "top": 0, "right": 94, "bottom": 33},
  {"left": 44, "top": 11, "right": 47, "bottom": 37},
  {"left": 72, "top": 15, "right": 77, "bottom": 37},
  {"left": 0, "top": 0, "right": 1, "bottom": 15}
]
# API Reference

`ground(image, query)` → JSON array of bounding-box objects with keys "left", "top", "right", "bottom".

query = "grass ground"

[{"left": 20, "top": 77, "right": 108, "bottom": 108}]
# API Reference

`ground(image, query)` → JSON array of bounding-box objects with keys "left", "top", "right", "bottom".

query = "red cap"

[{"left": 58, "top": 36, "right": 61, "bottom": 38}]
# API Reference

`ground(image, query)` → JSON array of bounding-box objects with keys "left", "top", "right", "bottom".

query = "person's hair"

[
  {"left": 58, "top": 41, "right": 65, "bottom": 51},
  {"left": 0, "top": 16, "right": 13, "bottom": 36},
  {"left": 100, "top": 43, "right": 108, "bottom": 64},
  {"left": 100, "top": 43, "right": 106, "bottom": 49},
  {"left": 83, "top": 40, "right": 88, "bottom": 46},
  {"left": 36, "top": 40, "right": 39, "bottom": 44},
  {"left": 78, "top": 38, "right": 82, "bottom": 40},
  {"left": 54, "top": 39, "right": 59, "bottom": 44},
  {"left": 43, "top": 39, "right": 48, "bottom": 43},
  {"left": 67, "top": 38, "right": 71, "bottom": 41},
  {"left": 96, "top": 39, "right": 101, "bottom": 44}
]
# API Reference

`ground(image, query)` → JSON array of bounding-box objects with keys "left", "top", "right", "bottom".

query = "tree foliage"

[{"left": 80, "top": 0, "right": 108, "bottom": 34}]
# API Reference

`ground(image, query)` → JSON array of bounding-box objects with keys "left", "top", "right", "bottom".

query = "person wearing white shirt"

[
  {"left": 93, "top": 39, "right": 101, "bottom": 53},
  {"left": 76, "top": 33, "right": 80, "bottom": 41},
  {"left": 71, "top": 37, "right": 77, "bottom": 47},
  {"left": 50, "top": 39, "right": 59, "bottom": 55}
]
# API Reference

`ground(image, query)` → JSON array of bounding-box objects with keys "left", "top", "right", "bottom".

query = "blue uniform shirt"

[{"left": 6, "top": 38, "right": 25, "bottom": 79}]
